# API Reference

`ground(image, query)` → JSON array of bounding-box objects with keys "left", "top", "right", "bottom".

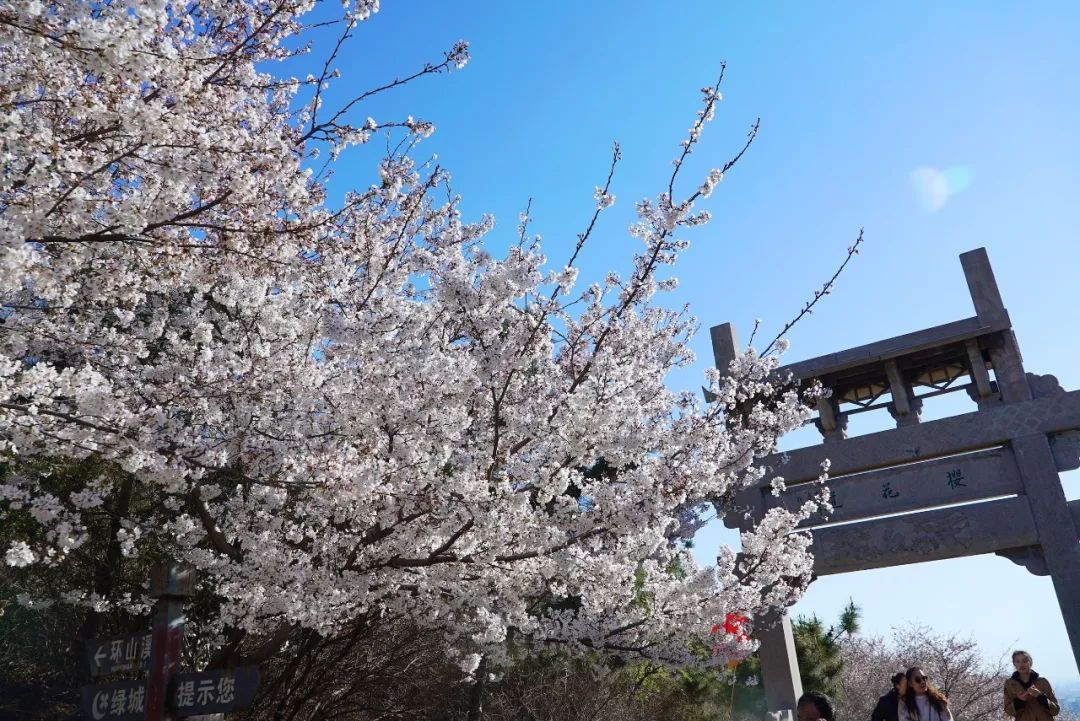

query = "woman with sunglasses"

[
  {"left": 899, "top": 667, "right": 952, "bottom": 721},
  {"left": 1005, "top": 650, "right": 1060, "bottom": 721}
]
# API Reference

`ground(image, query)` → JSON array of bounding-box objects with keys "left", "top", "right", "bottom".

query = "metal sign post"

[
  {"left": 80, "top": 563, "right": 261, "bottom": 721},
  {"left": 146, "top": 564, "right": 195, "bottom": 721}
]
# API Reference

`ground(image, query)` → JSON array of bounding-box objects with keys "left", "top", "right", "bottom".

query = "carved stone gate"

[{"left": 711, "top": 248, "right": 1080, "bottom": 713}]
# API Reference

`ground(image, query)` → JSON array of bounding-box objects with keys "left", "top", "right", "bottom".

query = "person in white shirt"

[{"left": 899, "top": 667, "right": 953, "bottom": 721}]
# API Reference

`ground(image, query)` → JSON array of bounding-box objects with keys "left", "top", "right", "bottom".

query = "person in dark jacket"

[
  {"left": 871, "top": 671, "right": 908, "bottom": 721},
  {"left": 798, "top": 691, "right": 836, "bottom": 721}
]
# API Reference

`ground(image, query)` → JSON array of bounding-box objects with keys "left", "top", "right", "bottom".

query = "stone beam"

[
  {"left": 767, "top": 447, "right": 1021, "bottom": 528},
  {"left": 777, "top": 316, "right": 1007, "bottom": 382},
  {"left": 762, "top": 390, "right": 1080, "bottom": 484},
  {"left": 810, "top": 496, "right": 1038, "bottom": 575}
]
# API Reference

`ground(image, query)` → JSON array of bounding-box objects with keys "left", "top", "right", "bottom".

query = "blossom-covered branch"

[{"left": 0, "top": 0, "right": 821, "bottom": 670}]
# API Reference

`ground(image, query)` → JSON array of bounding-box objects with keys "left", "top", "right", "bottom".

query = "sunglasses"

[{"left": 913, "top": 676, "right": 929, "bottom": 684}]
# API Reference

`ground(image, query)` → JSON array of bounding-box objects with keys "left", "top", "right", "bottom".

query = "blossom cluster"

[{"left": 0, "top": 0, "right": 818, "bottom": 667}]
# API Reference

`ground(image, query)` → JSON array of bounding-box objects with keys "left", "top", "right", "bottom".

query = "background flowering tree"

[
  {"left": 834, "top": 625, "right": 1072, "bottom": 721},
  {"left": 0, "top": 0, "right": 823, "bottom": 685}
]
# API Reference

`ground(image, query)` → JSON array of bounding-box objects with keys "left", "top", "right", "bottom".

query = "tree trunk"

[{"left": 466, "top": 655, "right": 488, "bottom": 721}]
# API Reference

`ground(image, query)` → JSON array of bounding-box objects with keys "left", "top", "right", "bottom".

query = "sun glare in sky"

[{"left": 910, "top": 165, "right": 973, "bottom": 212}]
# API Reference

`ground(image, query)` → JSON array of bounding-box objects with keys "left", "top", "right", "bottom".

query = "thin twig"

[
  {"left": 762, "top": 228, "right": 865, "bottom": 356},
  {"left": 745, "top": 318, "right": 762, "bottom": 348}
]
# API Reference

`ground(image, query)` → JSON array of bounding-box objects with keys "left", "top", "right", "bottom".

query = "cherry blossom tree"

[
  {"left": 0, "top": 0, "right": 824, "bottom": 670},
  {"left": 834, "top": 626, "right": 1075, "bottom": 721}
]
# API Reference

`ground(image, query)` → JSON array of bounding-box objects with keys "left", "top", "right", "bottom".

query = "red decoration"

[
  {"left": 709, "top": 613, "right": 751, "bottom": 660},
  {"left": 722, "top": 612, "right": 750, "bottom": 642}
]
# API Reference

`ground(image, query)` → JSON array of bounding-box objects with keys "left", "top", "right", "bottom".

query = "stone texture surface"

[
  {"left": 775, "top": 315, "right": 1005, "bottom": 381},
  {"left": 756, "top": 613, "right": 804, "bottom": 713},
  {"left": 711, "top": 248, "right": 1080, "bottom": 708},
  {"left": 810, "top": 496, "right": 1038, "bottom": 575},
  {"left": 768, "top": 447, "right": 1022, "bottom": 528},
  {"left": 1010, "top": 433, "right": 1080, "bottom": 669},
  {"left": 760, "top": 389, "right": 1080, "bottom": 484}
]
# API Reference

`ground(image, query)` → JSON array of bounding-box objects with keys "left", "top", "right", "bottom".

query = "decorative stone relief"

[
  {"left": 966, "top": 380, "right": 1001, "bottom": 407},
  {"left": 996, "top": 546, "right": 1050, "bottom": 576},
  {"left": 888, "top": 395, "right": 924, "bottom": 427},
  {"left": 1028, "top": 373, "right": 1066, "bottom": 399},
  {"left": 1050, "top": 430, "right": 1080, "bottom": 472}
]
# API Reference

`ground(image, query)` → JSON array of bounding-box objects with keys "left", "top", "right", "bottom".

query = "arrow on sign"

[{"left": 85, "top": 633, "right": 155, "bottom": 676}]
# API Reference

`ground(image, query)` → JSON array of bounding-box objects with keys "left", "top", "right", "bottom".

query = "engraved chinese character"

[
  {"left": 109, "top": 689, "right": 127, "bottom": 717},
  {"left": 110, "top": 639, "right": 124, "bottom": 663},
  {"left": 140, "top": 634, "right": 152, "bottom": 660},
  {"left": 946, "top": 468, "right": 967, "bottom": 489},
  {"left": 828, "top": 488, "right": 843, "bottom": 508},
  {"left": 124, "top": 636, "right": 139, "bottom": 663},
  {"left": 176, "top": 680, "right": 196, "bottom": 707},
  {"left": 127, "top": 685, "right": 146, "bottom": 713},
  {"left": 217, "top": 675, "right": 236, "bottom": 704},
  {"left": 881, "top": 482, "right": 899, "bottom": 499},
  {"left": 196, "top": 678, "right": 216, "bottom": 705}
]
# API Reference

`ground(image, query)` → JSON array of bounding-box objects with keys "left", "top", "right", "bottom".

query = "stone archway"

[{"left": 711, "top": 248, "right": 1080, "bottom": 714}]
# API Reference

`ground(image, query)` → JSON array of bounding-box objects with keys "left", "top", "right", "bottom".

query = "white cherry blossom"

[{"left": 0, "top": 0, "right": 820, "bottom": 668}]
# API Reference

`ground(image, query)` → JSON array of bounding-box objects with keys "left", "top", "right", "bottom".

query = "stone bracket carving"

[
  {"left": 1028, "top": 372, "right": 1066, "bottom": 399},
  {"left": 966, "top": 380, "right": 1001, "bottom": 407},
  {"left": 814, "top": 394, "right": 848, "bottom": 443},
  {"left": 995, "top": 545, "right": 1050, "bottom": 577},
  {"left": 888, "top": 395, "right": 923, "bottom": 427},
  {"left": 1051, "top": 430, "right": 1080, "bottom": 472},
  {"left": 885, "top": 359, "right": 922, "bottom": 427}
]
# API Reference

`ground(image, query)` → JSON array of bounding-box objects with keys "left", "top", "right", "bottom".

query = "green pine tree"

[{"left": 793, "top": 599, "right": 860, "bottom": 697}]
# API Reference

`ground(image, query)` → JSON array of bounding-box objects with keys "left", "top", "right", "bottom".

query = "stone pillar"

[
  {"left": 986, "top": 331, "right": 1032, "bottom": 403},
  {"left": 964, "top": 339, "right": 998, "bottom": 408},
  {"left": 961, "top": 248, "right": 1008, "bottom": 327},
  {"left": 814, "top": 393, "right": 848, "bottom": 443},
  {"left": 711, "top": 323, "right": 740, "bottom": 378},
  {"left": 885, "top": 360, "right": 922, "bottom": 427},
  {"left": 757, "top": 612, "right": 803, "bottom": 714},
  {"left": 711, "top": 321, "right": 806, "bottom": 708},
  {"left": 961, "top": 248, "right": 1031, "bottom": 403},
  {"left": 1012, "top": 434, "right": 1080, "bottom": 675},
  {"left": 963, "top": 249, "right": 1080, "bottom": 673}
]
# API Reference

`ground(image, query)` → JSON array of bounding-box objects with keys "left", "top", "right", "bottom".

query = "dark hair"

[
  {"left": 798, "top": 691, "right": 836, "bottom": 721},
  {"left": 903, "top": 667, "right": 948, "bottom": 716},
  {"left": 891, "top": 672, "right": 906, "bottom": 687},
  {"left": 1012, "top": 650, "right": 1033, "bottom": 664}
]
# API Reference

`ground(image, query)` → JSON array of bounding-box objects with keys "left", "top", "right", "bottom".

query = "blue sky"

[{"left": 300, "top": 1, "right": 1080, "bottom": 681}]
